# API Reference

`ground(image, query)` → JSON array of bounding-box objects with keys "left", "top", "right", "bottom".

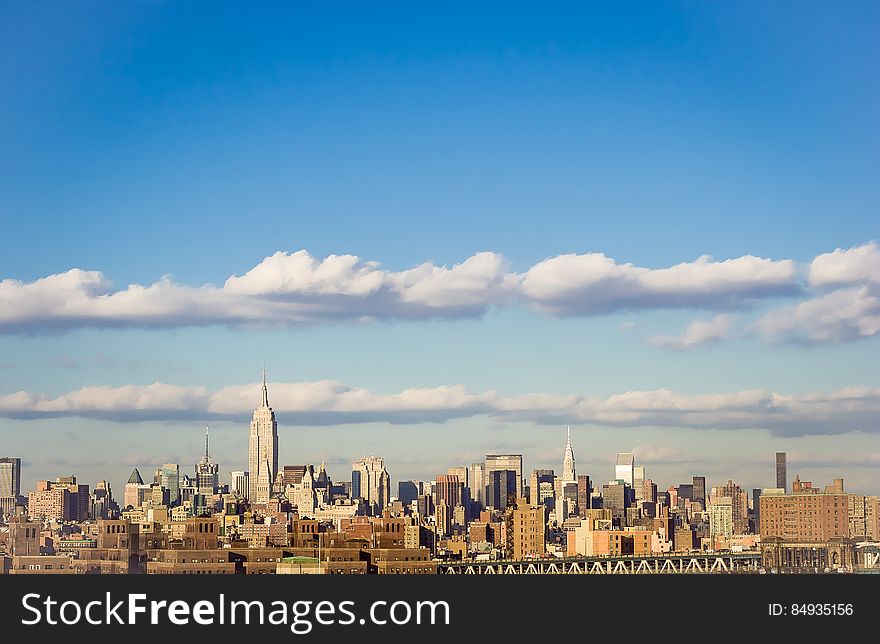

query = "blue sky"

[{"left": 1, "top": 2, "right": 878, "bottom": 497}]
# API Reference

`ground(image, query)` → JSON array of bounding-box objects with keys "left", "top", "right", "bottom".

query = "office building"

[
  {"left": 776, "top": 452, "right": 787, "bottom": 492},
  {"left": 447, "top": 467, "right": 470, "bottom": 518},
  {"left": 195, "top": 427, "right": 220, "bottom": 494},
  {"left": 470, "top": 462, "right": 485, "bottom": 507},
  {"left": 231, "top": 471, "right": 249, "bottom": 498},
  {"left": 759, "top": 478, "right": 850, "bottom": 541},
  {"left": 435, "top": 474, "right": 463, "bottom": 510},
  {"left": 248, "top": 370, "right": 279, "bottom": 504},
  {"left": 711, "top": 480, "right": 749, "bottom": 534},
  {"left": 603, "top": 481, "right": 630, "bottom": 520},
  {"left": 641, "top": 479, "right": 657, "bottom": 505},
  {"left": 577, "top": 475, "right": 591, "bottom": 516},
  {"left": 848, "top": 495, "right": 880, "bottom": 540},
  {"left": 485, "top": 454, "right": 523, "bottom": 498},
  {"left": 90, "top": 481, "right": 114, "bottom": 520},
  {"left": 398, "top": 480, "right": 421, "bottom": 506},
  {"left": 158, "top": 464, "right": 180, "bottom": 507},
  {"left": 708, "top": 497, "right": 734, "bottom": 544},
  {"left": 692, "top": 476, "right": 706, "bottom": 507},
  {"left": 352, "top": 456, "right": 390, "bottom": 512},
  {"left": 508, "top": 497, "right": 546, "bottom": 560},
  {"left": 27, "top": 476, "right": 89, "bottom": 522},
  {"left": 615, "top": 453, "right": 634, "bottom": 487},
  {"left": 633, "top": 466, "right": 646, "bottom": 502},
  {"left": 752, "top": 488, "right": 762, "bottom": 533},
  {"left": 530, "top": 469, "right": 555, "bottom": 508},
  {"left": 447, "top": 466, "right": 468, "bottom": 490},
  {"left": 486, "top": 469, "right": 517, "bottom": 511},
  {"left": 676, "top": 484, "right": 694, "bottom": 506},
  {"left": 123, "top": 468, "right": 144, "bottom": 508},
  {"left": 1, "top": 457, "right": 22, "bottom": 498}
]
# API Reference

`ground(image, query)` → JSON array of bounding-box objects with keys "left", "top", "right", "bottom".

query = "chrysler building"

[
  {"left": 248, "top": 369, "right": 278, "bottom": 504},
  {"left": 562, "top": 426, "right": 576, "bottom": 483}
]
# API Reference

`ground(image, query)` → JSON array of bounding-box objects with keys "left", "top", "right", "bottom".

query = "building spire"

[
  {"left": 205, "top": 425, "right": 210, "bottom": 459},
  {"left": 261, "top": 365, "right": 269, "bottom": 407},
  {"left": 562, "top": 425, "right": 576, "bottom": 483}
]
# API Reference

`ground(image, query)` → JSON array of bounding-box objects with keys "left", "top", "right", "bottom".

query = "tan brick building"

[
  {"left": 759, "top": 480, "right": 851, "bottom": 542},
  {"left": 507, "top": 497, "right": 545, "bottom": 559}
]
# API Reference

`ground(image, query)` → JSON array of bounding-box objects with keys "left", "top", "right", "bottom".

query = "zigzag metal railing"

[{"left": 438, "top": 552, "right": 761, "bottom": 574}]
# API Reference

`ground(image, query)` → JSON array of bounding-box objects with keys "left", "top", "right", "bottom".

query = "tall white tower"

[
  {"left": 562, "top": 426, "right": 576, "bottom": 484},
  {"left": 248, "top": 369, "right": 278, "bottom": 504}
]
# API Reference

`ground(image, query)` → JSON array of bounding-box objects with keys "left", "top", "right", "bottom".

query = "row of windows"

[{"left": 148, "top": 569, "right": 230, "bottom": 574}]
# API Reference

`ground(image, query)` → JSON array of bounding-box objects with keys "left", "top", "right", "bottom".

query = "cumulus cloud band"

[
  {"left": 3, "top": 242, "right": 879, "bottom": 346},
  {"left": 0, "top": 248, "right": 800, "bottom": 332},
  {"left": 1, "top": 380, "right": 878, "bottom": 437}
]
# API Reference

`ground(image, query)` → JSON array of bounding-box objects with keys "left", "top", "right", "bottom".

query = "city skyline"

[
  {"left": 2, "top": 4, "right": 879, "bottom": 497},
  {"left": 5, "top": 384, "right": 875, "bottom": 575}
]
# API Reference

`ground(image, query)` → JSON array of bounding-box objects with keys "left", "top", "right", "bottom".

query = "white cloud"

[
  {"left": 0, "top": 248, "right": 805, "bottom": 333},
  {"left": 5, "top": 245, "right": 880, "bottom": 345},
  {"left": 519, "top": 252, "right": 799, "bottom": 315},
  {"left": 650, "top": 314, "right": 737, "bottom": 350},
  {"left": 0, "top": 251, "right": 516, "bottom": 332},
  {"left": 756, "top": 285, "right": 880, "bottom": 344},
  {"left": 2, "top": 379, "right": 878, "bottom": 437},
  {"left": 756, "top": 243, "right": 880, "bottom": 344},
  {"left": 808, "top": 241, "right": 880, "bottom": 288}
]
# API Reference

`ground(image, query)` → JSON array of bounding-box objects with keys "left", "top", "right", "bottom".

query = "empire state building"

[{"left": 248, "top": 370, "right": 278, "bottom": 504}]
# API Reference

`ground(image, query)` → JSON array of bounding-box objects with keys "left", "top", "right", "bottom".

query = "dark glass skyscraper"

[
  {"left": 775, "top": 452, "right": 787, "bottom": 491},
  {"left": 692, "top": 476, "right": 706, "bottom": 507}
]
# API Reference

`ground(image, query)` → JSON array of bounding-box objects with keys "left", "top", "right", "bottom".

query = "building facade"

[
  {"left": 485, "top": 454, "right": 523, "bottom": 498},
  {"left": 248, "top": 371, "right": 279, "bottom": 504}
]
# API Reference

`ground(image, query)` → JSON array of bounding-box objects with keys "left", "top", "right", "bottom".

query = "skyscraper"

[
  {"left": 398, "top": 480, "right": 421, "bottom": 506},
  {"left": 562, "top": 426, "right": 576, "bottom": 484},
  {"left": 577, "top": 474, "right": 591, "bottom": 516},
  {"left": 195, "top": 426, "right": 220, "bottom": 494},
  {"left": 0, "top": 457, "right": 21, "bottom": 498},
  {"left": 485, "top": 454, "right": 523, "bottom": 497},
  {"left": 615, "top": 452, "right": 634, "bottom": 487},
  {"left": 752, "top": 488, "right": 762, "bottom": 533},
  {"left": 123, "top": 468, "right": 144, "bottom": 508},
  {"left": 776, "top": 452, "right": 787, "bottom": 491},
  {"left": 447, "top": 466, "right": 470, "bottom": 519},
  {"left": 231, "top": 471, "right": 249, "bottom": 498},
  {"left": 708, "top": 497, "right": 734, "bottom": 543},
  {"left": 248, "top": 370, "right": 279, "bottom": 504},
  {"left": 633, "top": 466, "right": 646, "bottom": 502},
  {"left": 692, "top": 476, "right": 707, "bottom": 507},
  {"left": 0, "top": 457, "right": 22, "bottom": 516},
  {"left": 351, "top": 455, "right": 390, "bottom": 512},
  {"left": 711, "top": 480, "right": 750, "bottom": 534},
  {"left": 470, "top": 462, "right": 485, "bottom": 508},
  {"left": 530, "top": 469, "right": 555, "bottom": 508},
  {"left": 159, "top": 464, "right": 180, "bottom": 506},
  {"left": 90, "top": 480, "right": 114, "bottom": 520},
  {"left": 435, "top": 474, "right": 463, "bottom": 509},
  {"left": 486, "top": 469, "right": 517, "bottom": 510}
]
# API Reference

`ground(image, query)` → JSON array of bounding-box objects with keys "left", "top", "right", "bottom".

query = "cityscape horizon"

[
  {"left": 6, "top": 371, "right": 880, "bottom": 500},
  {"left": 2, "top": 3, "right": 878, "bottom": 582}
]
